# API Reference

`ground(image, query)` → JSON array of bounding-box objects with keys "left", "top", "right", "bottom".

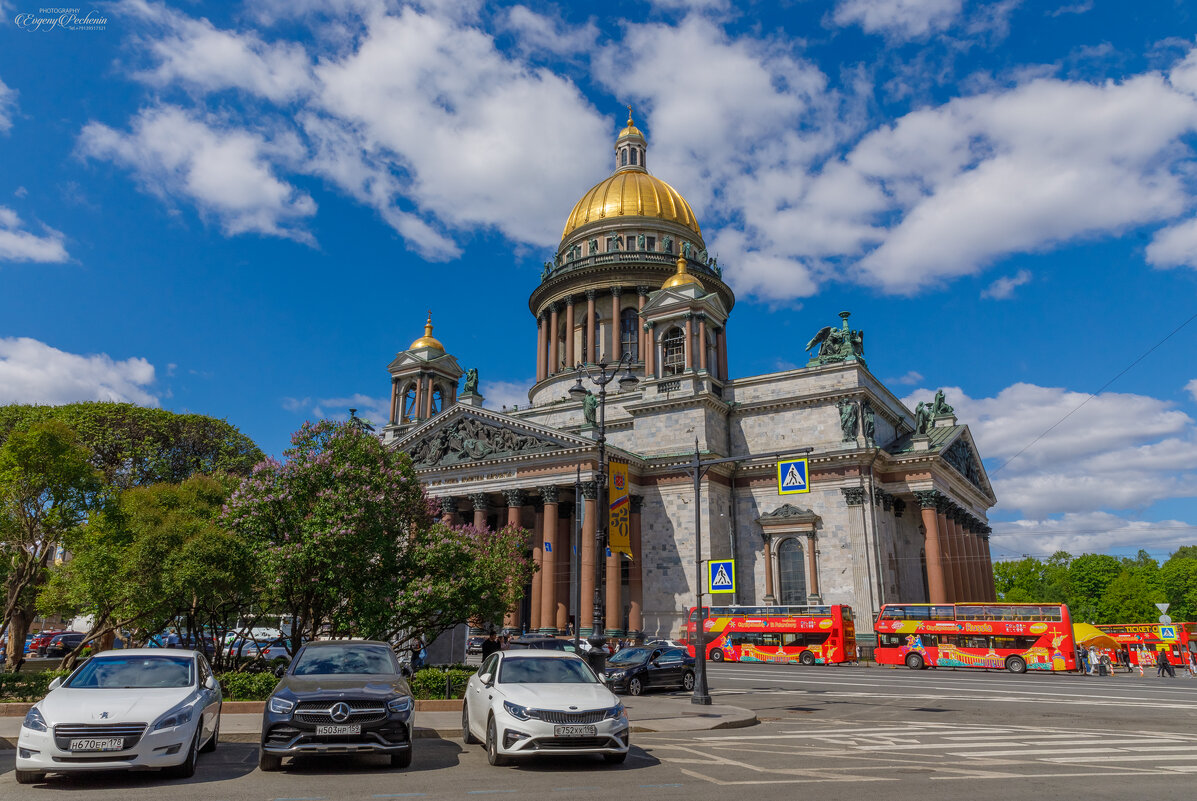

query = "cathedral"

[{"left": 380, "top": 113, "right": 997, "bottom": 642}]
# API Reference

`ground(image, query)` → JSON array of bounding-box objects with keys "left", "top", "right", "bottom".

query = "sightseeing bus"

[
  {"left": 685, "top": 605, "right": 856, "bottom": 665},
  {"left": 874, "top": 603, "right": 1077, "bottom": 673},
  {"left": 1095, "top": 622, "right": 1196, "bottom": 667}
]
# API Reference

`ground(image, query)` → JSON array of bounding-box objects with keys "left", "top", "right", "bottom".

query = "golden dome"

[
  {"left": 662, "top": 255, "right": 704, "bottom": 290},
  {"left": 561, "top": 171, "right": 702, "bottom": 240},
  {"left": 618, "top": 105, "right": 644, "bottom": 140},
  {"left": 409, "top": 312, "right": 445, "bottom": 353}
]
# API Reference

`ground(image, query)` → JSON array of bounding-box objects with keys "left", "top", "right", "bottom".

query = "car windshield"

[
  {"left": 292, "top": 645, "right": 396, "bottom": 675},
  {"left": 499, "top": 656, "right": 597, "bottom": 684},
  {"left": 609, "top": 648, "right": 652, "bottom": 665},
  {"left": 67, "top": 655, "right": 195, "bottom": 689}
]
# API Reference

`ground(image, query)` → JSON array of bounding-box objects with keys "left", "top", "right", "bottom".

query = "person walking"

[
  {"left": 480, "top": 630, "right": 501, "bottom": 660},
  {"left": 1079, "top": 646, "right": 1090, "bottom": 675},
  {"left": 1088, "top": 645, "right": 1102, "bottom": 675},
  {"left": 1157, "top": 649, "right": 1175, "bottom": 678},
  {"left": 1187, "top": 649, "right": 1197, "bottom": 678}
]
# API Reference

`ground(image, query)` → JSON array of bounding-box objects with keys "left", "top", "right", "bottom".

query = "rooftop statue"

[
  {"left": 931, "top": 389, "right": 955, "bottom": 417},
  {"left": 914, "top": 401, "right": 931, "bottom": 435},
  {"left": 805, "top": 311, "right": 866, "bottom": 368},
  {"left": 463, "top": 367, "right": 479, "bottom": 396}
]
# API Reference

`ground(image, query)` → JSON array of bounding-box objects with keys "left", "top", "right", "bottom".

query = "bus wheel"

[
  {"left": 905, "top": 653, "right": 925, "bottom": 670},
  {"left": 799, "top": 651, "right": 815, "bottom": 666},
  {"left": 710, "top": 649, "right": 724, "bottom": 662},
  {"left": 1005, "top": 656, "right": 1027, "bottom": 674}
]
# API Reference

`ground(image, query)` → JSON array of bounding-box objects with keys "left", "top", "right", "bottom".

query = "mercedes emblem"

[{"left": 329, "top": 702, "right": 351, "bottom": 723}]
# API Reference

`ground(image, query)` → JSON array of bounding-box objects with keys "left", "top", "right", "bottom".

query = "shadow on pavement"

[
  {"left": 0, "top": 743, "right": 257, "bottom": 790},
  {"left": 507, "top": 746, "right": 660, "bottom": 773},
  {"left": 278, "top": 737, "right": 464, "bottom": 774}
]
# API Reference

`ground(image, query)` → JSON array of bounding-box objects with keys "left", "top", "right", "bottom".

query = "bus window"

[
  {"left": 879, "top": 606, "right": 904, "bottom": 620},
  {"left": 930, "top": 606, "right": 954, "bottom": 621},
  {"left": 956, "top": 605, "right": 984, "bottom": 620},
  {"left": 842, "top": 608, "right": 853, "bottom": 621}
]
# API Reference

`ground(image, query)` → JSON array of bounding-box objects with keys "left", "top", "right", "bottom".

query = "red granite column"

[
  {"left": 502, "top": 489, "right": 527, "bottom": 633},
  {"left": 610, "top": 287, "right": 622, "bottom": 361},
  {"left": 981, "top": 531, "right": 996, "bottom": 601},
  {"left": 440, "top": 497, "right": 459, "bottom": 525},
  {"left": 915, "top": 492, "right": 948, "bottom": 604},
  {"left": 564, "top": 298, "right": 575, "bottom": 369},
  {"left": 529, "top": 502, "right": 544, "bottom": 633},
  {"left": 628, "top": 494, "right": 643, "bottom": 637},
  {"left": 548, "top": 303, "right": 559, "bottom": 376},
  {"left": 762, "top": 534, "right": 775, "bottom": 603},
  {"left": 389, "top": 377, "right": 399, "bottom": 425},
  {"left": 580, "top": 481, "right": 597, "bottom": 636},
  {"left": 539, "top": 487, "right": 559, "bottom": 634},
  {"left": 637, "top": 287, "right": 649, "bottom": 362},
  {"left": 949, "top": 508, "right": 968, "bottom": 602},
  {"left": 423, "top": 376, "right": 433, "bottom": 419},
  {"left": 536, "top": 313, "right": 546, "bottom": 382},
  {"left": 939, "top": 503, "right": 960, "bottom": 603},
  {"left": 645, "top": 323, "right": 655, "bottom": 377},
  {"left": 719, "top": 325, "right": 729, "bottom": 379},
  {"left": 698, "top": 315, "right": 708, "bottom": 372},
  {"left": 684, "top": 314, "right": 694, "bottom": 369},
  {"left": 412, "top": 376, "right": 423, "bottom": 422},
  {"left": 470, "top": 493, "right": 488, "bottom": 530},
  {"left": 556, "top": 501, "right": 571, "bottom": 632},
  {"left": 806, "top": 535, "right": 820, "bottom": 599},
  {"left": 586, "top": 290, "right": 597, "bottom": 363}
]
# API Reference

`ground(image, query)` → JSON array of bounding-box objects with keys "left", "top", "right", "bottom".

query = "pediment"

[
  {"left": 939, "top": 427, "right": 994, "bottom": 501},
  {"left": 757, "top": 504, "right": 820, "bottom": 525},
  {"left": 641, "top": 287, "right": 729, "bottom": 320},
  {"left": 387, "top": 351, "right": 463, "bottom": 376},
  {"left": 393, "top": 405, "right": 595, "bottom": 469}
]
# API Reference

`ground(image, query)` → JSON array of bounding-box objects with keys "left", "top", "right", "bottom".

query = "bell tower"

[{"left": 382, "top": 312, "right": 463, "bottom": 442}]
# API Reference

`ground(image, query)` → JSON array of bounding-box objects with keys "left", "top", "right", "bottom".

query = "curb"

[
  {"left": 0, "top": 699, "right": 464, "bottom": 717},
  {"left": 0, "top": 728, "right": 461, "bottom": 749}
]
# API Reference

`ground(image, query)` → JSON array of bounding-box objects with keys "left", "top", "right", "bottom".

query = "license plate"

[
  {"left": 553, "top": 725, "right": 597, "bottom": 737},
  {"left": 315, "top": 724, "right": 361, "bottom": 735},
  {"left": 69, "top": 738, "right": 124, "bottom": 752}
]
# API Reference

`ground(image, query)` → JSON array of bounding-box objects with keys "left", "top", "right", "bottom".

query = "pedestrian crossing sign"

[
  {"left": 708, "top": 559, "right": 736, "bottom": 593},
  {"left": 777, "top": 458, "right": 810, "bottom": 495},
  {"left": 1160, "top": 625, "right": 1177, "bottom": 641}
]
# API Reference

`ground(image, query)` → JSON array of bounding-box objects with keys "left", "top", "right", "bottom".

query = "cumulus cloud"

[
  {"left": 1186, "top": 378, "right": 1197, "bottom": 403},
  {"left": 904, "top": 382, "right": 1197, "bottom": 520},
  {"left": 1146, "top": 217, "right": 1197, "bottom": 269},
  {"left": 0, "top": 77, "right": 16, "bottom": 133},
  {"left": 886, "top": 370, "right": 923, "bottom": 386},
  {"left": 0, "top": 337, "right": 158, "bottom": 406},
  {"left": 481, "top": 379, "right": 532, "bottom": 411},
  {"left": 981, "top": 268, "right": 1031, "bottom": 299},
  {"left": 282, "top": 393, "right": 390, "bottom": 427},
  {"left": 0, "top": 206, "right": 70, "bottom": 263},
  {"left": 832, "top": 0, "right": 963, "bottom": 40},
  {"left": 500, "top": 6, "right": 598, "bottom": 57},
  {"left": 79, "top": 106, "right": 317, "bottom": 242},
  {"left": 991, "top": 512, "right": 1197, "bottom": 560}
]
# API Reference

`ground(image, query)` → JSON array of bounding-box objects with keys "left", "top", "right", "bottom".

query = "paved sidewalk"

[{"left": 0, "top": 695, "right": 755, "bottom": 747}]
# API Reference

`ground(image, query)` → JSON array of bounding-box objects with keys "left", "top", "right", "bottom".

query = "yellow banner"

[{"left": 608, "top": 460, "right": 631, "bottom": 557}]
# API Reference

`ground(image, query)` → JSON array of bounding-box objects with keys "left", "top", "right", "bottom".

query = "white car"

[
  {"left": 15, "top": 648, "right": 222, "bottom": 784},
  {"left": 462, "top": 650, "right": 630, "bottom": 766}
]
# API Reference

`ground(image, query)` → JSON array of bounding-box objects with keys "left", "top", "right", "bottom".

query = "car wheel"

[
  {"left": 710, "top": 649, "right": 724, "bottom": 662},
  {"left": 258, "top": 750, "right": 282, "bottom": 772},
  {"left": 604, "top": 751, "right": 628, "bottom": 764},
  {"left": 682, "top": 670, "right": 695, "bottom": 691},
  {"left": 199, "top": 715, "right": 219, "bottom": 753},
  {"left": 462, "top": 700, "right": 479, "bottom": 744},
  {"left": 166, "top": 725, "right": 200, "bottom": 778},
  {"left": 1006, "top": 656, "right": 1027, "bottom": 674},
  {"left": 486, "top": 716, "right": 510, "bottom": 766},
  {"left": 905, "top": 652, "right": 925, "bottom": 670},
  {"left": 628, "top": 677, "right": 643, "bottom": 696},
  {"left": 390, "top": 747, "right": 412, "bottom": 769},
  {"left": 14, "top": 770, "right": 45, "bottom": 785},
  {"left": 799, "top": 650, "right": 815, "bottom": 666}
]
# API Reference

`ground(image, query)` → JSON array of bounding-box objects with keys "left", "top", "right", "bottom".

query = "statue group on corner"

[
  {"left": 913, "top": 389, "right": 955, "bottom": 435},
  {"left": 805, "top": 312, "right": 866, "bottom": 368},
  {"left": 463, "top": 367, "right": 479, "bottom": 396}
]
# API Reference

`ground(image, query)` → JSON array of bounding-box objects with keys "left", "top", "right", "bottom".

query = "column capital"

[
  {"left": 694, "top": 311, "right": 707, "bottom": 322},
  {"left": 912, "top": 489, "right": 941, "bottom": 510},
  {"left": 580, "top": 480, "right": 598, "bottom": 500},
  {"left": 637, "top": 285, "right": 651, "bottom": 297},
  {"left": 610, "top": 285, "right": 623, "bottom": 297},
  {"left": 538, "top": 311, "right": 547, "bottom": 323},
  {"left": 629, "top": 493, "right": 644, "bottom": 513},
  {"left": 549, "top": 301, "right": 560, "bottom": 313},
  {"left": 684, "top": 311, "right": 695, "bottom": 320},
  {"left": 503, "top": 489, "right": 526, "bottom": 508},
  {"left": 934, "top": 493, "right": 953, "bottom": 513},
  {"left": 469, "top": 492, "right": 489, "bottom": 511},
  {"left": 585, "top": 288, "right": 598, "bottom": 300},
  {"left": 841, "top": 487, "right": 868, "bottom": 506},
  {"left": 440, "top": 497, "right": 458, "bottom": 516},
  {"left": 539, "top": 485, "right": 559, "bottom": 505},
  {"left": 564, "top": 295, "right": 575, "bottom": 307}
]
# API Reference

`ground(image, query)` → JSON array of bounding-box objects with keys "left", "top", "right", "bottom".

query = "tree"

[
  {"left": 1098, "top": 569, "right": 1164, "bottom": 623},
  {"left": 224, "top": 420, "right": 534, "bottom": 652},
  {"left": 1160, "top": 551, "right": 1197, "bottom": 622},
  {"left": 0, "top": 403, "right": 263, "bottom": 488},
  {"left": 1066, "top": 553, "right": 1122, "bottom": 622},
  {"left": 0, "top": 421, "right": 100, "bottom": 669},
  {"left": 994, "top": 557, "right": 1045, "bottom": 602}
]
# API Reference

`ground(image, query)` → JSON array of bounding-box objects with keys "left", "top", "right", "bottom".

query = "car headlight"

[
  {"left": 153, "top": 706, "right": 194, "bottom": 731},
  {"left": 22, "top": 706, "right": 47, "bottom": 732},
  {"left": 268, "top": 696, "right": 296, "bottom": 715},
  {"left": 604, "top": 703, "right": 626, "bottom": 720},
  {"left": 387, "top": 696, "right": 413, "bottom": 714},
  {"left": 607, "top": 670, "right": 625, "bottom": 679},
  {"left": 502, "top": 700, "right": 531, "bottom": 720}
]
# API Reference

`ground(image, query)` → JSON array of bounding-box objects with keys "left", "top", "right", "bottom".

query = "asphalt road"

[{"left": 3, "top": 662, "right": 1195, "bottom": 800}]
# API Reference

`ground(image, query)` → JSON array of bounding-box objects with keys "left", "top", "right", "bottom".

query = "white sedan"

[
  {"left": 15, "top": 648, "right": 222, "bottom": 784},
  {"left": 462, "top": 650, "right": 630, "bottom": 766}
]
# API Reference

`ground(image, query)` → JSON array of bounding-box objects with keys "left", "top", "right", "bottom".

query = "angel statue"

[
  {"left": 805, "top": 311, "right": 866, "bottom": 368},
  {"left": 463, "top": 367, "right": 479, "bottom": 396}
]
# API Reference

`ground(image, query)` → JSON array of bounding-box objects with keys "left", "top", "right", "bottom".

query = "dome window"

[
  {"left": 621, "top": 149, "right": 628, "bottom": 166},
  {"left": 662, "top": 327, "right": 686, "bottom": 376},
  {"left": 620, "top": 308, "right": 639, "bottom": 360},
  {"left": 630, "top": 148, "right": 638, "bottom": 166}
]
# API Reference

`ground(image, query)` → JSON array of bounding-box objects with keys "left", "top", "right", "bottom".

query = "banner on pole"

[{"left": 609, "top": 460, "right": 632, "bottom": 557}]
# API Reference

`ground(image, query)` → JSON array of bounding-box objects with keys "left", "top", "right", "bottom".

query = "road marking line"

[
  {"left": 372, "top": 795, "right": 428, "bottom": 798},
  {"left": 953, "top": 747, "right": 1125, "bottom": 757},
  {"left": 1043, "top": 753, "right": 1197, "bottom": 763}
]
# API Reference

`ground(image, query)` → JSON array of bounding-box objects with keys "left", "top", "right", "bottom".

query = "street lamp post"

[{"left": 568, "top": 353, "right": 638, "bottom": 650}]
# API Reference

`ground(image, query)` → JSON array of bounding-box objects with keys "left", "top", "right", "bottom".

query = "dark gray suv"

[{"left": 259, "top": 640, "right": 414, "bottom": 771}]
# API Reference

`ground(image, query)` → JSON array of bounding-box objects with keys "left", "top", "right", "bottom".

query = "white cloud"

[
  {"left": 886, "top": 370, "right": 923, "bottom": 386},
  {"left": 0, "top": 337, "right": 158, "bottom": 406},
  {"left": 0, "top": 206, "right": 70, "bottom": 263},
  {"left": 832, "top": 0, "right": 963, "bottom": 40},
  {"left": 1186, "top": 378, "right": 1197, "bottom": 403},
  {"left": 1047, "top": 1, "right": 1093, "bottom": 16},
  {"left": 1146, "top": 217, "right": 1197, "bottom": 269},
  {"left": 283, "top": 392, "right": 391, "bottom": 427},
  {"left": 981, "top": 268, "right": 1031, "bottom": 299},
  {"left": 991, "top": 512, "right": 1197, "bottom": 560},
  {"left": 0, "top": 77, "right": 16, "bottom": 133},
  {"left": 904, "top": 383, "right": 1197, "bottom": 519},
  {"left": 78, "top": 105, "right": 317, "bottom": 242},
  {"left": 481, "top": 379, "right": 532, "bottom": 411},
  {"left": 500, "top": 6, "right": 598, "bottom": 57}
]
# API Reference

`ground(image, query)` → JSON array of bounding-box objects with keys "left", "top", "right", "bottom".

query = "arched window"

[
  {"left": 621, "top": 149, "right": 628, "bottom": 166},
  {"left": 777, "top": 539, "right": 807, "bottom": 605},
  {"left": 620, "top": 307, "right": 639, "bottom": 360},
  {"left": 630, "top": 148, "right": 638, "bottom": 166},
  {"left": 402, "top": 383, "right": 417, "bottom": 421},
  {"left": 430, "top": 386, "right": 443, "bottom": 416},
  {"left": 662, "top": 327, "right": 685, "bottom": 376}
]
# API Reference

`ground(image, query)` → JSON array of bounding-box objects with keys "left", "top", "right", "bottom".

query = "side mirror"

[
  {"left": 599, "top": 673, "right": 610, "bottom": 684},
  {"left": 273, "top": 664, "right": 287, "bottom": 678},
  {"left": 48, "top": 677, "right": 63, "bottom": 691},
  {"left": 479, "top": 672, "right": 492, "bottom": 686},
  {"left": 205, "top": 675, "right": 221, "bottom": 691}
]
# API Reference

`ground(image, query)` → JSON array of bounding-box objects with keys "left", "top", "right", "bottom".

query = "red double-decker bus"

[
  {"left": 1095, "top": 622, "right": 1195, "bottom": 667},
  {"left": 685, "top": 605, "right": 856, "bottom": 665},
  {"left": 874, "top": 603, "right": 1078, "bottom": 673}
]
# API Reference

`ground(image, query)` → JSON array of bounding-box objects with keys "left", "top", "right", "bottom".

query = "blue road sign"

[
  {"left": 777, "top": 458, "right": 810, "bottom": 495},
  {"left": 544, "top": 542, "right": 552, "bottom": 553},
  {"left": 708, "top": 559, "right": 736, "bottom": 593}
]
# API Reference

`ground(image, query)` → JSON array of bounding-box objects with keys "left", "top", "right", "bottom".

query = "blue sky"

[{"left": 1, "top": 0, "right": 1196, "bottom": 560}]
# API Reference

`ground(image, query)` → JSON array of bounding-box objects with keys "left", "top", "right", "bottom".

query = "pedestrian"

[
  {"left": 1188, "top": 650, "right": 1197, "bottom": 678},
  {"left": 1157, "top": 650, "right": 1175, "bottom": 678},
  {"left": 480, "top": 630, "right": 501, "bottom": 660},
  {"left": 1118, "top": 647, "right": 1130, "bottom": 671},
  {"left": 1088, "top": 646, "right": 1101, "bottom": 676},
  {"left": 1079, "top": 646, "right": 1090, "bottom": 675}
]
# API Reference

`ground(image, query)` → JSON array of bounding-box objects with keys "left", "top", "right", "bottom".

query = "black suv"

[
  {"left": 259, "top": 640, "right": 415, "bottom": 771},
  {"left": 604, "top": 646, "right": 695, "bottom": 695}
]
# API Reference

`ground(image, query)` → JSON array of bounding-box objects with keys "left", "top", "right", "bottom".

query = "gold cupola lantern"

[
  {"left": 662, "top": 255, "right": 704, "bottom": 290},
  {"left": 408, "top": 311, "right": 445, "bottom": 353}
]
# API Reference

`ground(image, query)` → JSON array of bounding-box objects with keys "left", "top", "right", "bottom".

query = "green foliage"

[
  {"left": 0, "top": 669, "right": 70, "bottom": 702},
  {"left": 217, "top": 671, "right": 280, "bottom": 700},
  {"left": 0, "top": 403, "right": 263, "bottom": 488},
  {"left": 408, "top": 666, "right": 477, "bottom": 700}
]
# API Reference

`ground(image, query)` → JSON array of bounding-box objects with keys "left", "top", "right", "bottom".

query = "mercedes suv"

[{"left": 258, "top": 640, "right": 414, "bottom": 771}]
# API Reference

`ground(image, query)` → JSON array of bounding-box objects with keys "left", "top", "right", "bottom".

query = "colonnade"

[
  {"left": 913, "top": 489, "right": 996, "bottom": 603},
  {"left": 388, "top": 372, "right": 455, "bottom": 426},
  {"left": 437, "top": 484, "right": 645, "bottom": 638}
]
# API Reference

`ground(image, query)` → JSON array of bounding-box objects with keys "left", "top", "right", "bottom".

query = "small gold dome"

[
  {"left": 561, "top": 171, "right": 702, "bottom": 240},
  {"left": 409, "top": 312, "right": 445, "bottom": 353},
  {"left": 618, "top": 106, "right": 644, "bottom": 140},
  {"left": 662, "top": 255, "right": 704, "bottom": 290}
]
